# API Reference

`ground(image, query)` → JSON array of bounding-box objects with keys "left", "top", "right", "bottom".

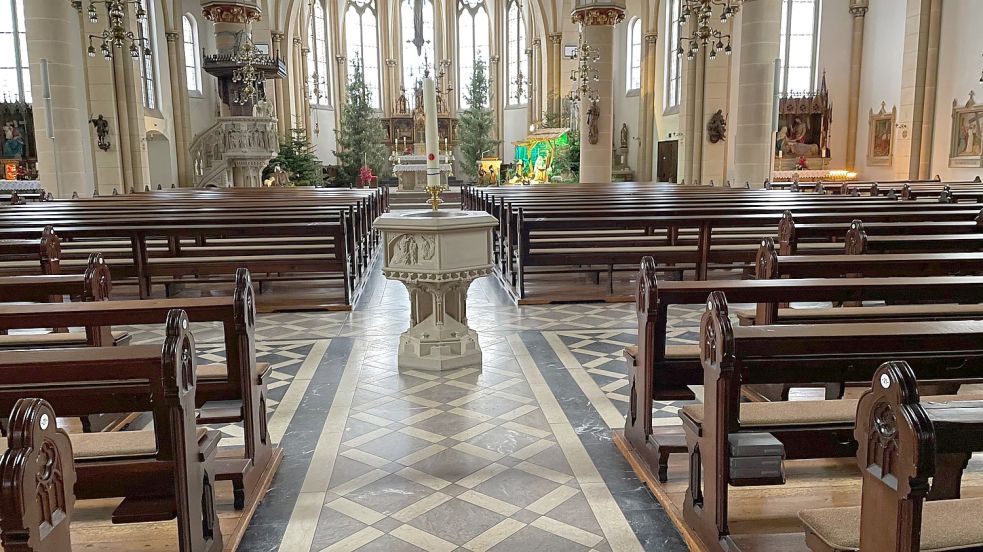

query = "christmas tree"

[
  {"left": 264, "top": 128, "right": 323, "bottom": 186},
  {"left": 458, "top": 58, "right": 500, "bottom": 182},
  {"left": 335, "top": 55, "right": 388, "bottom": 187}
]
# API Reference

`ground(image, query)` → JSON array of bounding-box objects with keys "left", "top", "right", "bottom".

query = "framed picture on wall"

[
  {"left": 564, "top": 45, "right": 577, "bottom": 59},
  {"left": 950, "top": 92, "right": 983, "bottom": 168},
  {"left": 866, "top": 102, "right": 895, "bottom": 166}
]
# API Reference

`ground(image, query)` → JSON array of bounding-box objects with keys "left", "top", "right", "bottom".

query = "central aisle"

[{"left": 120, "top": 265, "right": 695, "bottom": 552}]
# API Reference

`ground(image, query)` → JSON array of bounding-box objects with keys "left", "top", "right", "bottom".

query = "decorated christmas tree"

[
  {"left": 264, "top": 128, "right": 323, "bottom": 186},
  {"left": 335, "top": 55, "right": 388, "bottom": 187},
  {"left": 458, "top": 58, "right": 500, "bottom": 182}
]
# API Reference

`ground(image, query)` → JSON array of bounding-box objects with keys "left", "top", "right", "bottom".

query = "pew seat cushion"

[
  {"left": 681, "top": 400, "right": 859, "bottom": 427},
  {"left": 624, "top": 345, "right": 700, "bottom": 360},
  {"left": 735, "top": 303, "right": 983, "bottom": 324},
  {"left": 197, "top": 361, "right": 272, "bottom": 381},
  {"left": 0, "top": 428, "right": 208, "bottom": 460},
  {"left": 799, "top": 497, "right": 983, "bottom": 551},
  {"left": 0, "top": 330, "right": 130, "bottom": 348},
  {"left": 682, "top": 394, "right": 983, "bottom": 428}
]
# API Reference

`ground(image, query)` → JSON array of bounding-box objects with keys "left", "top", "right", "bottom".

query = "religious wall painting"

[
  {"left": 950, "top": 92, "right": 983, "bottom": 168},
  {"left": 866, "top": 102, "right": 896, "bottom": 166}
]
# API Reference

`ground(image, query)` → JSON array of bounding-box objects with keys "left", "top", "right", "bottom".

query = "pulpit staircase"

[{"left": 190, "top": 116, "right": 279, "bottom": 188}]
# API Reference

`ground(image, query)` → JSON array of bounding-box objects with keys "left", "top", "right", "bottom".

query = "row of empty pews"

[
  {"left": 590, "top": 182, "right": 983, "bottom": 550},
  {"left": 462, "top": 180, "right": 983, "bottom": 304},
  {"left": 0, "top": 186, "right": 388, "bottom": 551},
  {"left": 0, "top": 186, "right": 388, "bottom": 310}
]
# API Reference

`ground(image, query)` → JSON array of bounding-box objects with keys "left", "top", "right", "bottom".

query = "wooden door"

[{"left": 657, "top": 140, "right": 679, "bottom": 183}]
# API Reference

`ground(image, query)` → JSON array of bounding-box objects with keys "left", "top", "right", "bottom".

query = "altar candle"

[{"left": 423, "top": 78, "right": 440, "bottom": 189}]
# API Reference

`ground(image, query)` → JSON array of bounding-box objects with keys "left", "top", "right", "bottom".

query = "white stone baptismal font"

[{"left": 374, "top": 78, "right": 496, "bottom": 371}]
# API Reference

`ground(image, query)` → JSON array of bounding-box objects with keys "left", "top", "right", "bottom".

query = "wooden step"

[{"left": 112, "top": 495, "right": 176, "bottom": 524}]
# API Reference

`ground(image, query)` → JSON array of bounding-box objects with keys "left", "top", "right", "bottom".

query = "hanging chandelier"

[
  {"left": 230, "top": 25, "right": 266, "bottom": 106},
  {"left": 567, "top": 33, "right": 600, "bottom": 104},
  {"left": 73, "top": 1, "right": 152, "bottom": 60},
  {"left": 676, "top": 0, "right": 739, "bottom": 61}
]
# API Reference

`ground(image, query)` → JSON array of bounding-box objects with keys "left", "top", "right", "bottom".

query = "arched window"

[
  {"left": 626, "top": 18, "right": 642, "bottom": 93},
  {"left": 506, "top": 0, "right": 526, "bottom": 106},
  {"left": 664, "top": 0, "right": 681, "bottom": 110},
  {"left": 308, "top": 0, "right": 331, "bottom": 106},
  {"left": 345, "top": 0, "right": 380, "bottom": 109},
  {"left": 777, "top": 0, "right": 820, "bottom": 96},
  {"left": 458, "top": 0, "right": 490, "bottom": 107},
  {"left": 138, "top": 0, "right": 158, "bottom": 110},
  {"left": 0, "top": 0, "right": 29, "bottom": 102},
  {"left": 183, "top": 15, "right": 201, "bottom": 93},
  {"left": 400, "top": 0, "right": 435, "bottom": 107}
]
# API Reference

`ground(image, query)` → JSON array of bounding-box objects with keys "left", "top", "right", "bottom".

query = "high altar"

[
  {"left": 510, "top": 128, "right": 570, "bottom": 184},
  {"left": 384, "top": 80, "right": 458, "bottom": 191}
]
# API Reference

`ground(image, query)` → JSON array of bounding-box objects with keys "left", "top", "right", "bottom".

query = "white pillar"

[
  {"left": 23, "top": 1, "right": 92, "bottom": 198},
  {"left": 844, "top": 1, "right": 868, "bottom": 171},
  {"left": 573, "top": 4, "right": 625, "bottom": 184},
  {"left": 733, "top": 0, "right": 781, "bottom": 188}
]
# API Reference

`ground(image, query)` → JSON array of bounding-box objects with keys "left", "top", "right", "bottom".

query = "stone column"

[
  {"left": 301, "top": 45, "right": 312, "bottom": 139},
  {"left": 489, "top": 54, "right": 502, "bottom": 153},
  {"left": 573, "top": 4, "right": 625, "bottom": 184},
  {"left": 271, "top": 31, "right": 288, "bottom": 137},
  {"left": 844, "top": 1, "right": 868, "bottom": 171},
  {"left": 530, "top": 39, "right": 541, "bottom": 125},
  {"left": 22, "top": 1, "right": 91, "bottom": 198},
  {"left": 732, "top": 0, "right": 781, "bottom": 188},
  {"left": 166, "top": 30, "right": 192, "bottom": 186},
  {"left": 292, "top": 37, "right": 305, "bottom": 131},
  {"left": 916, "top": 0, "right": 942, "bottom": 179},
  {"left": 548, "top": 33, "right": 563, "bottom": 116},
  {"left": 638, "top": 32, "right": 658, "bottom": 181}
]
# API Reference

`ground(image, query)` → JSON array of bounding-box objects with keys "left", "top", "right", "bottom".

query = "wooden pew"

[
  {"left": 0, "top": 188, "right": 386, "bottom": 308},
  {"left": 0, "top": 253, "right": 130, "bottom": 352},
  {"left": 0, "top": 309, "right": 222, "bottom": 552},
  {"left": 473, "top": 185, "right": 983, "bottom": 300},
  {"left": 0, "top": 398, "right": 76, "bottom": 552},
  {"left": 799, "top": 361, "right": 983, "bottom": 552},
  {"left": 624, "top": 257, "right": 983, "bottom": 483},
  {"left": 0, "top": 225, "right": 60, "bottom": 275},
  {"left": 740, "top": 238, "right": 983, "bottom": 325},
  {"left": 681, "top": 293, "right": 983, "bottom": 552},
  {"left": 0, "top": 269, "right": 276, "bottom": 510}
]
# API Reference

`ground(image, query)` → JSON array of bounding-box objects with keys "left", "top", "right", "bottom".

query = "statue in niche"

[
  {"left": 587, "top": 101, "right": 600, "bottom": 145},
  {"left": 620, "top": 123, "right": 630, "bottom": 149},
  {"left": 706, "top": 109, "right": 727, "bottom": 144},
  {"left": 395, "top": 89, "right": 408, "bottom": 114}
]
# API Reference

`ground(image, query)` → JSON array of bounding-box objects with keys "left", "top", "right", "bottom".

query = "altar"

[
  {"left": 392, "top": 154, "right": 454, "bottom": 191},
  {"left": 383, "top": 78, "right": 458, "bottom": 191}
]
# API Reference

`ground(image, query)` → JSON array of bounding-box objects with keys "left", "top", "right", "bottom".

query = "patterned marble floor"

[{"left": 118, "top": 268, "right": 704, "bottom": 552}]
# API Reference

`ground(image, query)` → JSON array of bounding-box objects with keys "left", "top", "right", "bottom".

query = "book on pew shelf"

[
  {"left": 728, "top": 433, "right": 784, "bottom": 457},
  {"left": 729, "top": 456, "right": 784, "bottom": 481}
]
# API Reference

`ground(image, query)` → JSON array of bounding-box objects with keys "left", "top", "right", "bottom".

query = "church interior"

[{"left": 3, "top": 0, "right": 983, "bottom": 551}]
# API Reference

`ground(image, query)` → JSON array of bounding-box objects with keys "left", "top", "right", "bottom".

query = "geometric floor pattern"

[
  {"left": 109, "top": 270, "right": 693, "bottom": 551},
  {"left": 314, "top": 334, "right": 616, "bottom": 552}
]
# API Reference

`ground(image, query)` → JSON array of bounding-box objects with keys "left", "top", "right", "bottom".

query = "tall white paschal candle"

[{"left": 423, "top": 78, "right": 441, "bottom": 190}]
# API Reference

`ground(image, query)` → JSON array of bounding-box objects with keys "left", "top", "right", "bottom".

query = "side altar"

[{"left": 383, "top": 80, "right": 458, "bottom": 191}]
